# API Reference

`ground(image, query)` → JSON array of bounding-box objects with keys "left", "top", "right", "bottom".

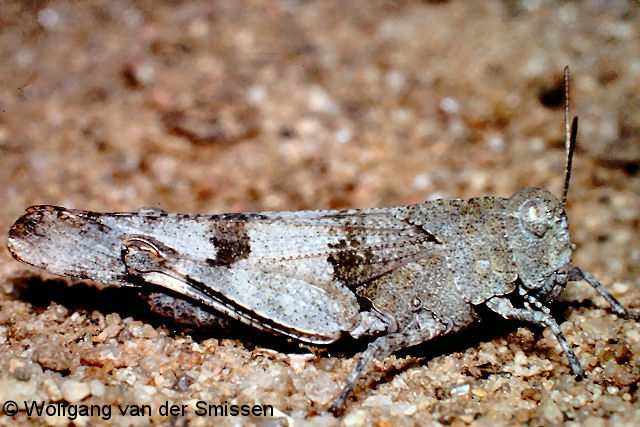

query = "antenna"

[{"left": 561, "top": 66, "right": 578, "bottom": 210}]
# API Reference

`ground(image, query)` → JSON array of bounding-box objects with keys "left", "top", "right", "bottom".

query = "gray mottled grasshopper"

[{"left": 7, "top": 68, "right": 639, "bottom": 414}]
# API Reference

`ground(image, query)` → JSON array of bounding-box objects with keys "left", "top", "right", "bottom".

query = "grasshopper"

[{"left": 7, "top": 67, "right": 639, "bottom": 413}]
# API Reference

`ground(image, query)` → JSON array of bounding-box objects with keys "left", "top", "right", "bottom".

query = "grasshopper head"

[
  {"left": 504, "top": 188, "right": 573, "bottom": 303},
  {"left": 504, "top": 67, "right": 579, "bottom": 304}
]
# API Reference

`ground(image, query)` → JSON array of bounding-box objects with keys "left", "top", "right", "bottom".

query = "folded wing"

[{"left": 8, "top": 205, "right": 443, "bottom": 342}]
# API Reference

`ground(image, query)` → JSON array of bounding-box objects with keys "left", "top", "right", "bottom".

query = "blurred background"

[{"left": 0, "top": 1, "right": 639, "bottom": 424}]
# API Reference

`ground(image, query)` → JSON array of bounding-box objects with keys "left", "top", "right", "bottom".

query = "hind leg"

[{"left": 139, "top": 291, "right": 234, "bottom": 330}]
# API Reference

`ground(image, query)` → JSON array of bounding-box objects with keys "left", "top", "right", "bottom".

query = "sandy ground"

[{"left": 0, "top": 0, "right": 639, "bottom": 425}]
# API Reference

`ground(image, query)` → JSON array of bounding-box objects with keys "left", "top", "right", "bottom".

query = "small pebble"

[
  {"left": 450, "top": 384, "right": 470, "bottom": 396},
  {"left": 304, "top": 372, "right": 339, "bottom": 405},
  {"left": 61, "top": 380, "right": 91, "bottom": 402}
]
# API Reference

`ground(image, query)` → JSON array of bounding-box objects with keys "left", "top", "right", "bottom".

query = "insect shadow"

[{"left": 10, "top": 276, "right": 170, "bottom": 333}]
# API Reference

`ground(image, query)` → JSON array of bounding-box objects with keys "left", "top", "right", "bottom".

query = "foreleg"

[
  {"left": 486, "top": 296, "right": 585, "bottom": 378},
  {"left": 570, "top": 267, "right": 640, "bottom": 320}
]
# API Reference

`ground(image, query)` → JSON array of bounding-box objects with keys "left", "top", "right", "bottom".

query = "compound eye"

[{"left": 520, "top": 199, "right": 552, "bottom": 238}]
